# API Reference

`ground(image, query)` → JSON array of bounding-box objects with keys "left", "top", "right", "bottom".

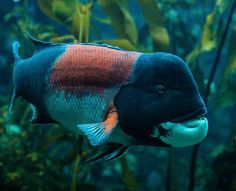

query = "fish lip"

[
  {"left": 151, "top": 107, "right": 208, "bottom": 147},
  {"left": 170, "top": 107, "right": 207, "bottom": 123},
  {"left": 157, "top": 117, "right": 208, "bottom": 147},
  {"left": 181, "top": 117, "right": 207, "bottom": 128}
]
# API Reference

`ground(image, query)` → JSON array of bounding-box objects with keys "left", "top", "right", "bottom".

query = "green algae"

[{"left": 0, "top": 0, "right": 236, "bottom": 191}]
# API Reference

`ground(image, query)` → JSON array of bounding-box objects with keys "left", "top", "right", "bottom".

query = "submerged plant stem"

[
  {"left": 85, "top": 14, "right": 90, "bottom": 43},
  {"left": 79, "top": 14, "right": 84, "bottom": 42},
  {"left": 71, "top": 155, "right": 80, "bottom": 191},
  {"left": 188, "top": 1, "right": 236, "bottom": 191}
]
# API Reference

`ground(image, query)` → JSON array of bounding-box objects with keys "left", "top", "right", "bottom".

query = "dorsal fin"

[
  {"left": 26, "top": 32, "right": 125, "bottom": 51},
  {"left": 26, "top": 32, "right": 62, "bottom": 51}
]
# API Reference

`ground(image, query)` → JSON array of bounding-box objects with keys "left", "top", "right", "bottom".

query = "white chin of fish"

[{"left": 158, "top": 117, "right": 208, "bottom": 147}]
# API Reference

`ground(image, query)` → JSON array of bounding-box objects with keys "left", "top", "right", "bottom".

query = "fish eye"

[{"left": 154, "top": 84, "right": 166, "bottom": 95}]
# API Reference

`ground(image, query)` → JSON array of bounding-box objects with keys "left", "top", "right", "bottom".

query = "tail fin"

[
  {"left": 9, "top": 42, "right": 21, "bottom": 114},
  {"left": 12, "top": 41, "right": 21, "bottom": 63},
  {"left": 9, "top": 90, "right": 17, "bottom": 114}
]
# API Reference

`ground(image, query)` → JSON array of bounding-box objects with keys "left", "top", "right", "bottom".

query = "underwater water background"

[{"left": 0, "top": 0, "right": 236, "bottom": 191}]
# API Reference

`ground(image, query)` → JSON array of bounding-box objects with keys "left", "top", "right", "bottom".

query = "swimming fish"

[{"left": 10, "top": 34, "right": 208, "bottom": 162}]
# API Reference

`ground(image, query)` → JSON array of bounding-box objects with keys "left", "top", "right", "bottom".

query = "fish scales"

[
  {"left": 50, "top": 44, "right": 140, "bottom": 94},
  {"left": 46, "top": 44, "right": 140, "bottom": 129}
]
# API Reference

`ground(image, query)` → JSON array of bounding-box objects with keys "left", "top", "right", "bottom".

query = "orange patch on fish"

[{"left": 50, "top": 44, "right": 140, "bottom": 94}]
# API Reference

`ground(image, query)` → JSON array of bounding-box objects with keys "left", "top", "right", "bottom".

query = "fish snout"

[{"left": 154, "top": 117, "right": 208, "bottom": 147}]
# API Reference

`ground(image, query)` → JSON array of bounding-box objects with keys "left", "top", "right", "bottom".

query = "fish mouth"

[
  {"left": 170, "top": 107, "right": 207, "bottom": 123},
  {"left": 152, "top": 107, "right": 208, "bottom": 147}
]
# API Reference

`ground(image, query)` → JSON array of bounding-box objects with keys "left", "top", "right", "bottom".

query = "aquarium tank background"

[{"left": 0, "top": 0, "right": 236, "bottom": 190}]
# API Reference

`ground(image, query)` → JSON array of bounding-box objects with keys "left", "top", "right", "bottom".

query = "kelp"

[
  {"left": 225, "top": 26, "right": 236, "bottom": 75},
  {"left": 97, "top": 0, "right": 169, "bottom": 51},
  {"left": 2, "top": 0, "right": 236, "bottom": 191},
  {"left": 4, "top": 0, "right": 56, "bottom": 57},
  {"left": 0, "top": 99, "right": 92, "bottom": 190},
  {"left": 37, "top": 0, "right": 59, "bottom": 21},
  {"left": 186, "top": 0, "right": 230, "bottom": 66},
  {"left": 71, "top": 155, "right": 80, "bottom": 191},
  {"left": 97, "top": 0, "right": 138, "bottom": 45},
  {"left": 216, "top": 0, "right": 231, "bottom": 13},
  {"left": 186, "top": 0, "right": 230, "bottom": 92},
  {"left": 37, "top": 0, "right": 77, "bottom": 23},
  {"left": 200, "top": 11, "right": 217, "bottom": 52},
  {"left": 120, "top": 156, "right": 139, "bottom": 191},
  {"left": 72, "top": 2, "right": 93, "bottom": 42},
  {"left": 201, "top": 0, "right": 232, "bottom": 52},
  {"left": 205, "top": 123, "right": 236, "bottom": 191},
  {"left": 95, "top": 39, "right": 137, "bottom": 51},
  {"left": 36, "top": 0, "right": 169, "bottom": 52},
  {"left": 49, "top": 35, "right": 76, "bottom": 43},
  {"left": 216, "top": 26, "right": 236, "bottom": 109},
  {"left": 37, "top": 0, "right": 139, "bottom": 44},
  {"left": 56, "top": 135, "right": 86, "bottom": 166},
  {"left": 138, "top": 0, "right": 169, "bottom": 51},
  {"left": 0, "top": 105, "right": 71, "bottom": 190},
  {"left": 188, "top": 1, "right": 236, "bottom": 191},
  {"left": 37, "top": 0, "right": 93, "bottom": 42}
]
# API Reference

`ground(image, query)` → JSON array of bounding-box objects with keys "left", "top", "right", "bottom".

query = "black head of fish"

[{"left": 114, "top": 52, "right": 208, "bottom": 147}]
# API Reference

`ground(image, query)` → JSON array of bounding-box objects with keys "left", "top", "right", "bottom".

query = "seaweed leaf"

[
  {"left": 120, "top": 156, "right": 139, "bottom": 191},
  {"left": 187, "top": 0, "right": 231, "bottom": 59},
  {"left": 95, "top": 39, "right": 137, "bottom": 51},
  {"left": 216, "top": 26, "right": 236, "bottom": 109},
  {"left": 186, "top": 1, "right": 228, "bottom": 67},
  {"left": 52, "top": 0, "right": 75, "bottom": 24},
  {"left": 37, "top": 0, "right": 56, "bottom": 21},
  {"left": 37, "top": 0, "right": 93, "bottom": 42},
  {"left": 216, "top": 0, "right": 231, "bottom": 13},
  {"left": 97, "top": 0, "right": 138, "bottom": 45},
  {"left": 50, "top": 35, "right": 76, "bottom": 43},
  {"left": 37, "top": 0, "right": 77, "bottom": 23},
  {"left": 57, "top": 136, "right": 84, "bottom": 166},
  {"left": 138, "top": 0, "right": 169, "bottom": 51},
  {"left": 200, "top": 0, "right": 230, "bottom": 52},
  {"left": 201, "top": 11, "right": 217, "bottom": 52},
  {"left": 225, "top": 26, "right": 236, "bottom": 75},
  {"left": 71, "top": 155, "right": 80, "bottom": 191},
  {"left": 72, "top": 3, "right": 93, "bottom": 42}
]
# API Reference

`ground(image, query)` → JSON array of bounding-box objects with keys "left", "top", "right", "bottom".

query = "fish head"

[{"left": 114, "top": 52, "right": 208, "bottom": 147}]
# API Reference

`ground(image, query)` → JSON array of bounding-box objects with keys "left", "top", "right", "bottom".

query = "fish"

[{"left": 10, "top": 34, "right": 208, "bottom": 163}]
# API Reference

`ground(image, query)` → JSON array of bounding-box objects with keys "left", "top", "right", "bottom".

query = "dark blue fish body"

[
  {"left": 13, "top": 43, "right": 67, "bottom": 123},
  {"left": 11, "top": 35, "right": 208, "bottom": 162}
]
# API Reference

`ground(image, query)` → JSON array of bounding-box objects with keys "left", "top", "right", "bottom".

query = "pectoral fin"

[{"left": 77, "top": 110, "right": 118, "bottom": 146}]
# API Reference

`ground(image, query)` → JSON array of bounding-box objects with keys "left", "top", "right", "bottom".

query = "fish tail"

[
  {"left": 12, "top": 41, "right": 22, "bottom": 63},
  {"left": 8, "top": 89, "right": 16, "bottom": 115},
  {"left": 9, "top": 42, "right": 21, "bottom": 115}
]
